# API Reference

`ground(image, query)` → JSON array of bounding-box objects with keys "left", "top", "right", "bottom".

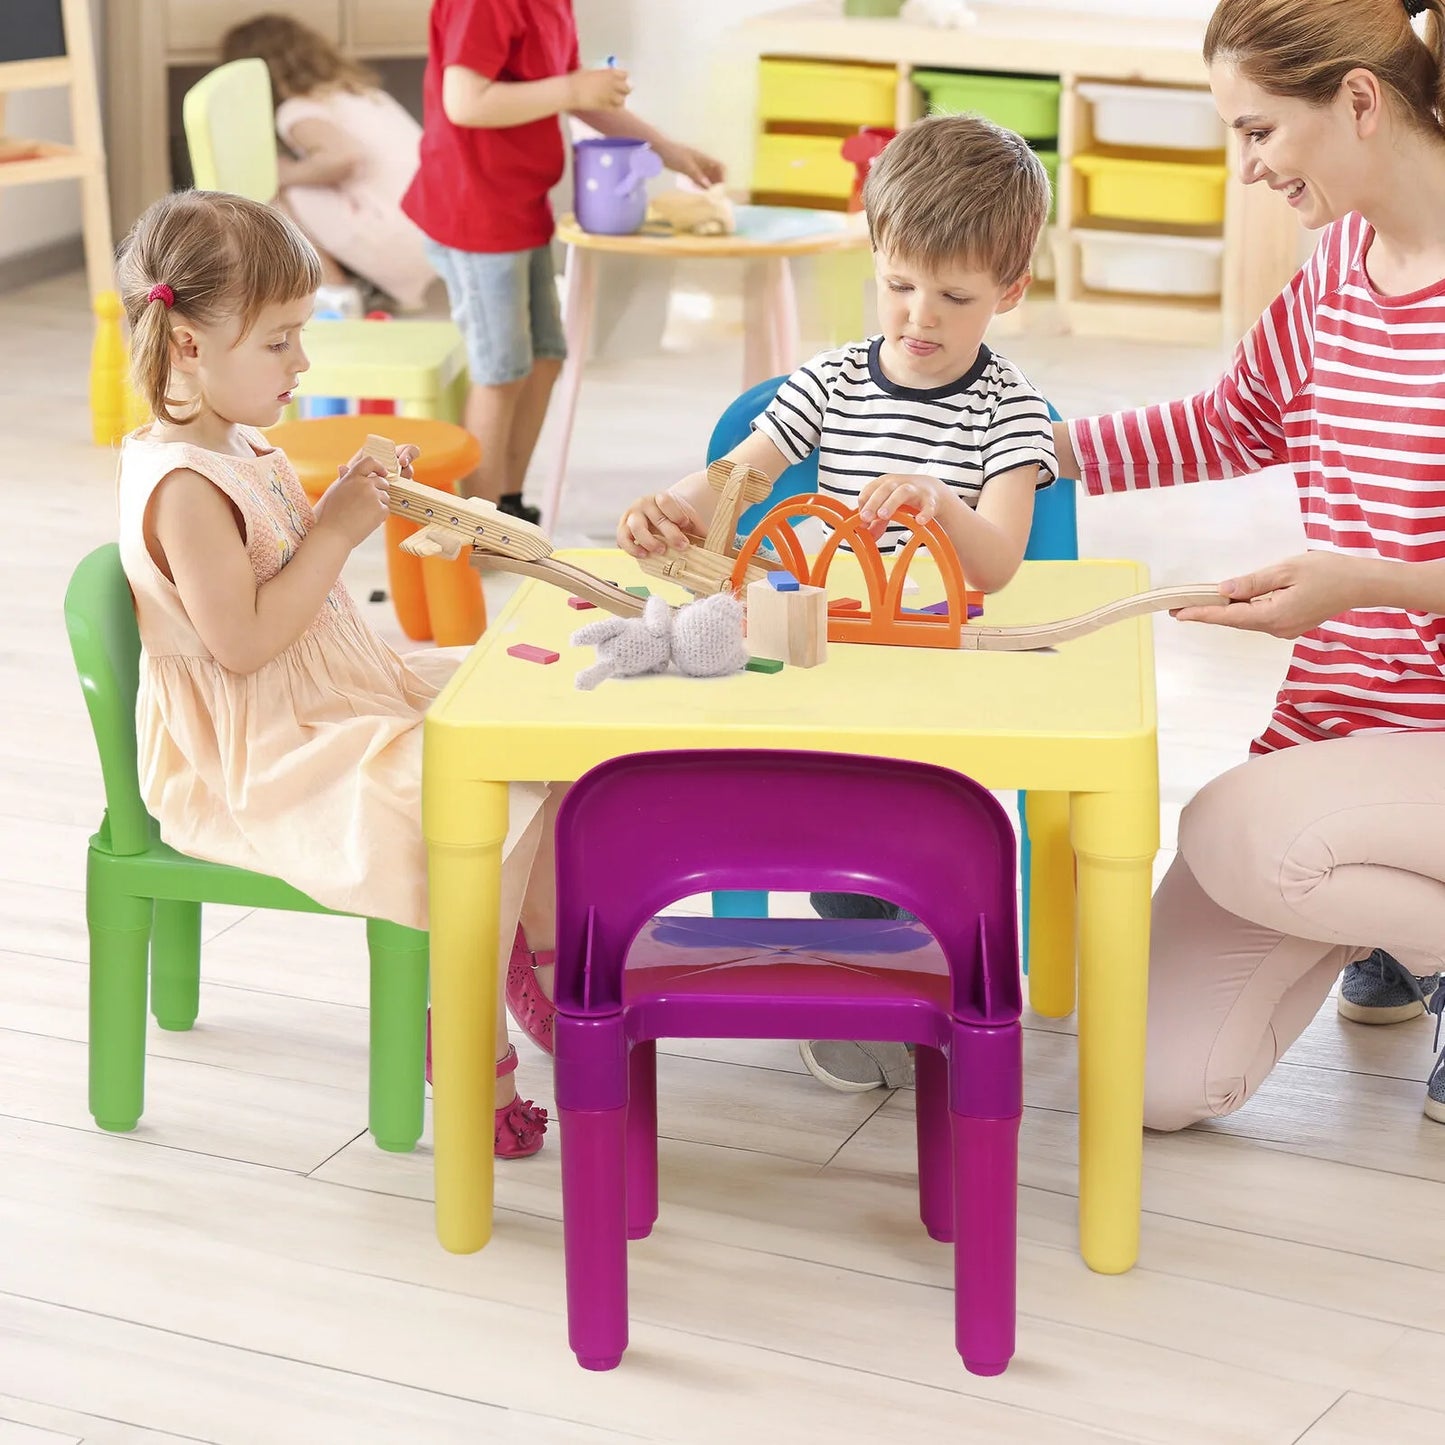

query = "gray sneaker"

[
  {"left": 799, "top": 1040, "right": 914, "bottom": 1092},
  {"left": 1427, "top": 989, "right": 1445, "bottom": 1125},
  {"left": 1337, "top": 950, "right": 1441, "bottom": 1025}
]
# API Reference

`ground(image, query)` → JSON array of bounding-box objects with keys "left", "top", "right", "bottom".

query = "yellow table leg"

[
  {"left": 1071, "top": 786, "right": 1158, "bottom": 1275},
  {"left": 1024, "top": 790, "right": 1076, "bottom": 1018},
  {"left": 423, "top": 760, "right": 511, "bottom": 1254}
]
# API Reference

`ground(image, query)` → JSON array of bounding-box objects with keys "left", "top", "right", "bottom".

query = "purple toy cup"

[{"left": 574, "top": 138, "right": 664, "bottom": 236}]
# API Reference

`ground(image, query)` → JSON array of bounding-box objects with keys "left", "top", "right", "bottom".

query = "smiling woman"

[{"left": 1050, "top": 0, "right": 1445, "bottom": 1133}]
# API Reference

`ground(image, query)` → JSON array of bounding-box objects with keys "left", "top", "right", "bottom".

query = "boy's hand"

[
  {"left": 656, "top": 141, "right": 726, "bottom": 189},
  {"left": 617, "top": 491, "right": 701, "bottom": 557},
  {"left": 858, "top": 474, "right": 951, "bottom": 536},
  {"left": 569, "top": 66, "right": 631, "bottom": 111},
  {"left": 314, "top": 456, "right": 391, "bottom": 549}
]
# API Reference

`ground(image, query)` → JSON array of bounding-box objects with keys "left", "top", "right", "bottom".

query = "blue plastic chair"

[{"left": 706, "top": 381, "right": 1079, "bottom": 972}]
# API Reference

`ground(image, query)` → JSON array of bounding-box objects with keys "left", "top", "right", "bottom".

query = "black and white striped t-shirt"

[{"left": 753, "top": 338, "right": 1057, "bottom": 553}]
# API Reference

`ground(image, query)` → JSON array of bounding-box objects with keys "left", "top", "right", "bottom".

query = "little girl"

[
  {"left": 115, "top": 189, "right": 551, "bottom": 1156},
  {"left": 220, "top": 14, "right": 435, "bottom": 312}
]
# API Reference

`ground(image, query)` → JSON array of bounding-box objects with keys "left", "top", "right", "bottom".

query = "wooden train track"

[{"left": 957, "top": 585, "right": 1225, "bottom": 651}]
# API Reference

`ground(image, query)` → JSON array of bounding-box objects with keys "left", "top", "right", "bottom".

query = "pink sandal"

[
  {"left": 424, "top": 1020, "right": 549, "bottom": 1159},
  {"left": 505, "top": 926, "right": 557, "bottom": 1056}
]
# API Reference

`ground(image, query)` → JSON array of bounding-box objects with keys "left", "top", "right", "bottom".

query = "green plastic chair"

[{"left": 64, "top": 545, "right": 429, "bottom": 1152}]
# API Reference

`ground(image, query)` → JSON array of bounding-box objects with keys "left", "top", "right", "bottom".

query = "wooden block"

[
  {"left": 567, "top": 596, "right": 597, "bottom": 610},
  {"left": 362, "top": 433, "right": 400, "bottom": 477},
  {"left": 507, "top": 644, "right": 559, "bottom": 665},
  {"left": 625, "top": 585, "right": 651, "bottom": 599},
  {"left": 767, "top": 572, "right": 800, "bottom": 592},
  {"left": 828, "top": 597, "right": 863, "bottom": 613},
  {"left": 746, "top": 578, "right": 827, "bottom": 668},
  {"left": 745, "top": 656, "right": 784, "bottom": 674}
]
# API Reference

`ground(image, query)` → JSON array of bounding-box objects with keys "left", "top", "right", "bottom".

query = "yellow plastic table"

[
  {"left": 423, "top": 553, "right": 1160, "bottom": 1274},
  {"left": 545, "top": 212, "right": 872, "bottom": 532}
]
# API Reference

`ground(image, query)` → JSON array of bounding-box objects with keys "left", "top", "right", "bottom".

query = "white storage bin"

[
  {"left": 1076, "top": 230, "right": 1224, "bottom": 298},
  {"left": 1077, "top": 82, "right": 1223, "bottom": 152}
]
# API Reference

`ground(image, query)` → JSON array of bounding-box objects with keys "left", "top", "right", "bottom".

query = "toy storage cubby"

[{"left": 726, "top": 4, "right": 1302, "bottom": 345}]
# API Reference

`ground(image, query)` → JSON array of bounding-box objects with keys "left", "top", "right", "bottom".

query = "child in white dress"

[{"left": 115, "top": 189, "right": 550, "bottom": 1157}]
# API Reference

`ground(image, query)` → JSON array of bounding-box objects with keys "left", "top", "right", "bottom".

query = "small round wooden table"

[
  {"left": 545, "top": 211, "right": 871, "bottom": 532},
  {"left": 266, "top": 415, "right": 486, "bottom": 647}
]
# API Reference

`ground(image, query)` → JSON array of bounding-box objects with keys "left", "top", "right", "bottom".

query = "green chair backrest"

[
  {"left": 182, "top": 57, "right": 279, "bottom": 202},
  {"left": 64, "top": 544, "right": 155, "bottom": 857}
]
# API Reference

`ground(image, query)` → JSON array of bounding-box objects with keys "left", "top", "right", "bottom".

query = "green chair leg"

[
  {"left": 366, "top": 918, "right": 429, "bottom": 1153},
  {"left": 88, "top": 860, "right": 152, "bottom": 1133},
  {"left": 151, "top": 898, "right": 201, "bottom": 1031}
]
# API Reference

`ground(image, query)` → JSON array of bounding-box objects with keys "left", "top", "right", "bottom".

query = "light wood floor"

[{"left": 0, "top": 270, "right": 1440, "bottom": 1445}]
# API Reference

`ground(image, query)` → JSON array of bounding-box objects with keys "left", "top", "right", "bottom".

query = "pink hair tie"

[{"left": 147, "top": 283, "right": 174, "bottom": 309}]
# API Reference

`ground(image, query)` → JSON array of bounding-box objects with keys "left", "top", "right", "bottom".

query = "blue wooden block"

[{"left": 767, "top": 572, "right": 800, "bottom": 592}]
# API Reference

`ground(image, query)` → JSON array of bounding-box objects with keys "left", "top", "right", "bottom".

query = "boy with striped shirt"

[{"left": 617, "top": 112, "right": 1056, "bottom": 1092}]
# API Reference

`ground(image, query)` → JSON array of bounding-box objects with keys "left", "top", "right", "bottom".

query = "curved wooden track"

[
  {"left": 475, "top": 556, "right": 647, "bottom": 617},
  {"left": 959, "top": 585, "right": 1225, "bottom": 651}
]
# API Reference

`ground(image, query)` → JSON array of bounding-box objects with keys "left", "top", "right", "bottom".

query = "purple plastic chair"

[{"left": 553, "top": 749, "right": 1023, "bottom": 1376}]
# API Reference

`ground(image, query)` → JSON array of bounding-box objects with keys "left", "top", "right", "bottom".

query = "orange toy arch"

[{"left": 730, "top": 494, "right": 974, "bottom": 649}]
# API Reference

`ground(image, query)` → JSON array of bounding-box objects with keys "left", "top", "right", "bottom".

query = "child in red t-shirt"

[{"left": 403, "top": 0, "right": 723, "bottom": 524}]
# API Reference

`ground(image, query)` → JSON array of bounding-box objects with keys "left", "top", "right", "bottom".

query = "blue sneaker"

[
  {"left": 1427, "top": 988, "right": 1445, "bottom": 1126},
  {"left": 1337, "top": 949, "right": 1440, "bottom": 1025}
]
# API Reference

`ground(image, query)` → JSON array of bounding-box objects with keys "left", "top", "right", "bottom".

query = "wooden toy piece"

[
  {"left": 745, "top": 656, "right": 784, "bottom": 674},
  {"left": 957, "top": 585, "right": 1226, "bottom": 652},
  {"left": 746, "top": 577, "right": 828, "bottom": 668},
  {"left": 768, "top": 572, "right": 800, "bottom": 592},
  {"left": 507, "top": 643, "right": 560, "bottom": 665},
  {"left": 625, "top": 586, "right": 651, "bottom": 599},
  {"left": 640, "top": 458, "right": 775, "bottom": 599},
  {"left": 90, "top": 289, "right": 127, "bottom": 446},
  {"left": 476, "top": 556, "right": 647, "bottom": 618},
  {"left": 828, "top": 597, "right": 864, "bottom": 613},
  {"left": 568, "top": 597, "right": 597, "bottom": 610}
]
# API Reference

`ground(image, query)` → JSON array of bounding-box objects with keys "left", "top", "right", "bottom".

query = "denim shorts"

[{"left": 423, "top": 238, "right": 567, "bottom": 386}]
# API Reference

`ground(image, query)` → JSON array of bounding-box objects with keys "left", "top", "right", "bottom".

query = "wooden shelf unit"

[{"left": 722, "top": 2, "right": 1300, "bottom": 344}]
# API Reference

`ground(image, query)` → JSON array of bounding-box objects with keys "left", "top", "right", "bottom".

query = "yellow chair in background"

[{"left": 181, "top": 59, "right": 469, "bottom": 421}]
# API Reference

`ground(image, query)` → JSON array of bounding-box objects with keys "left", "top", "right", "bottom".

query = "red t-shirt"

[{"left": 402, "top": 0, "right": 580, "bottom": 253}]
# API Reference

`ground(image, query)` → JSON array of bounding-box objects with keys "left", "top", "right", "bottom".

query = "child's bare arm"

[
  {"left": 442, "top": 64, "right": 628, "bottom": 129},
  {"left": 150, "top": 458, "right": 388, "bottom": 676},
  {"left": 278, "top": 116, "right": 362, "bottom": 188},
  {"left": 858, "top": 466, "right": 1038, "bottom": 594},
  {"left": 617, "top": 431, "right": 790, "bottom": 558}
]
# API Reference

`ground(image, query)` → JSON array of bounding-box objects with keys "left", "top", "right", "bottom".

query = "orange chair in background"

[{"left": 266, "top": 416, "right": 486, "bottom": 647}]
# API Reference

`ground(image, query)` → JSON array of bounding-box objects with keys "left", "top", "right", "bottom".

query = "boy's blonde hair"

[
  {"left": 221, "top": 13, "right": 378, "bottom": 102},
  {"left": 117, "top": 191, "right": 322, "bottom": 425},
  {"left": 862, "top": 113, "right": 1051, "bottom": 284}
]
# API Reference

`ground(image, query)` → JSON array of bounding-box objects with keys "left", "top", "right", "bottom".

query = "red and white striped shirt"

[{"left": 1070, "top": 213, "right": 1445, "bottom": 754}]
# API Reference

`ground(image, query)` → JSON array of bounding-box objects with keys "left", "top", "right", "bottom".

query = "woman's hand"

[
  {"left": 313, "top": 455, "right": 390, "bottom": 550},
  {"left": 656, "top": 140, "right": 726, "bottom": 189},
  {"left": 1171, "top": 551, "right": 1366, "bottom": 638},
  {"left": 617, "top": 490, "right": 701, "bottom": 557},
  {"left": 858, "top": 473, "right": 952, "bottom": 537}
]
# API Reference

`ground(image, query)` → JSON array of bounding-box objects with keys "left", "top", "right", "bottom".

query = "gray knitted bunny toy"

[{"left": 572, "top": 592, "right": 748, "bottom": 690}]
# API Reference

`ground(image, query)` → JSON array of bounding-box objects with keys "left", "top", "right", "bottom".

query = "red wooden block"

[
  {"left": 507, "top": 643, "right": 560, "bottom": 665},
  {"left": 567, "top": 596, "right": 597, "bottom": 610},
  {"left": 827, "top": 597, "right": 864, "bottom": 613}
]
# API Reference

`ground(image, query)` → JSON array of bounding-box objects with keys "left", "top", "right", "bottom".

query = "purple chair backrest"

[{"left": 554, "top": 750, "right": 1021, "bottom": 1024}]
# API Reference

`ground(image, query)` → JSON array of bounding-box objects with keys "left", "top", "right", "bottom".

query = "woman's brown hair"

[
  {"left": 220, "top": 13, "right": 377, "bottom": 102},
  {"left": 117, "top": 190, "right": 322, "bottom": 425},
  {"left": 1204, "top": 0, "right": 1445, "bottom": 133}
]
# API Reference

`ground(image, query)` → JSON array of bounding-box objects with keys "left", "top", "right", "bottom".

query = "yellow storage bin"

[
  {"left": 757, "top": 59, "right": 898, "bottom": 129},
  {"left": 1071, "top": 152, "right": 1227, "bottom": 227},
  {"left": 753, "top": 133, "right": 856, "bottom": 201}
]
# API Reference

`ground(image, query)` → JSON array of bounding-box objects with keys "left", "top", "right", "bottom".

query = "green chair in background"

[{"left": 64, "top": 544, "right": 429, "bottom": 1151}]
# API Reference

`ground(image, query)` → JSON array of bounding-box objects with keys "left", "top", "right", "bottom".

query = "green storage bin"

[
  {"left": 844, "top": 0, "right": 903, "bottom": 14},
  {"left": 913, "top": 69, "right": 1062, "bottom": 142}
]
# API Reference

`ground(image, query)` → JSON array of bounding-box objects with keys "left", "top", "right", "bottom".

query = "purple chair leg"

[
  {"left": 626, "top": 1040, "right": 659, "bottom": 1240},
  {"left": 914, "top": 1043, "right": 952, "bottom": 1242},
  {"left": 560, "top": 1106, "right": 630, "bottom": 1370},
  {"left": 950, "top": 1106, "right": 1021, "bottom": 1376}
]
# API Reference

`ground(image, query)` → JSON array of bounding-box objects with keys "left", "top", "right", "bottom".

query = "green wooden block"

[
  {"left": 624, "top": 585, "right": 651, "bottom": 598},
  {"left": 745, "top": 656, "right": 784, "bottom": 674}
]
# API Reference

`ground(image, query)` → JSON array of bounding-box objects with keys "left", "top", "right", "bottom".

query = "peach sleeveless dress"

[{"left": 116, "top": 427, "right": 544, "bottom": 931}]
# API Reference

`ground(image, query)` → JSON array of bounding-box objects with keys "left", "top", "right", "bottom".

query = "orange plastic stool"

[{"left": 265, "top": 416, "right": 486, "bottom": 646}]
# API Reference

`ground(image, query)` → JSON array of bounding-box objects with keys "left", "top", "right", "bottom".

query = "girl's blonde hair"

[
  {"left": 1204, "top": 0, "right": 1445, "bottom": 134},
  {"left": 117, "top": 190, "right": 322, "bottom": 425},
  {"left": 220, "top": 13, "right": 378, "bottom": 102}
]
